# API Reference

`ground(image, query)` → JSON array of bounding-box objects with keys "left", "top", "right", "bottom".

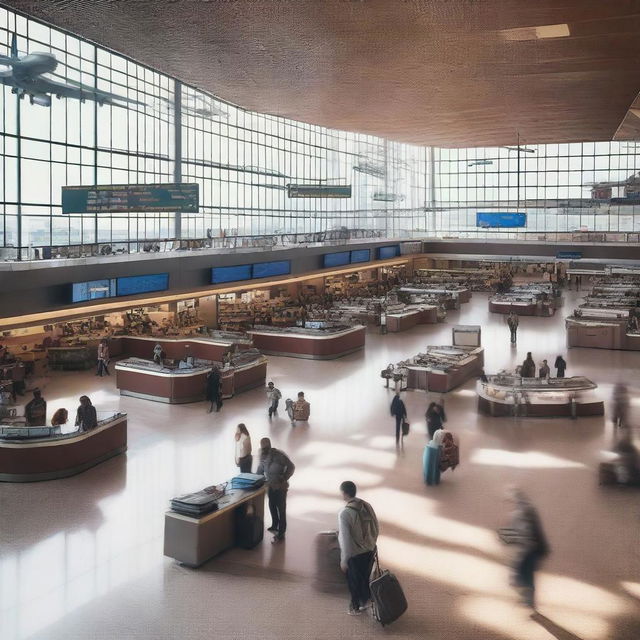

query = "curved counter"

[
  {"left": 386, "top": 306, "right": 440, "bottom": 333},
  {"left": 115, "top": 354, "right": 267, "bottom": 403},
  {"left": 0, "top": 413, "right": 127, "bottom": 482},
  {"left": 477, "top": 376, "right": 603, "bottom": 418},
  {"left": 120, "top": 334, "right": 252, "bottom": 362},
  {"left": 247, "top": 325, "right": 366, "bottom": 359}
]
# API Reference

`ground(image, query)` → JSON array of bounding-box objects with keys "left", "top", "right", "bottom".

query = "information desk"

[
  {"left": 386, "top": 306, "right": 440, "bottom": 333},
  {"left": 115, "top": 351, "right": 267, "bottom": 403},
  {"left": 120, "top": 333, "right": 252, "bottom": 362},
  {"left": 247, "top": 325, "right": 366, "bottom": 359},
  {"left": 477, "top": 375, "right": 603, "bottom": 417},
  {"left": 403, "top": 345, "right": 484, "bottom": 393},
  {"left": 0, "top": 413, "right": 127, "bottom": 482},
  {"left": 164, "top": 485, "right": 266, "bottom": 567},
  {"left": 566, "top": 315, "right": 640, "bottom": 351}
]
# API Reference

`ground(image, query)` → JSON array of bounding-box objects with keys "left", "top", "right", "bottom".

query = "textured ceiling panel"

[{"left": 4, "top": 0, "right": 640, "bottom": 146}]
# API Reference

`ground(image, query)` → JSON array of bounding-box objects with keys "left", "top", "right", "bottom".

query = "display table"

[
  {"left": 115, "top": 352, "right": 267, "bottom": 403},
  {"left": 477, "top": 375, "right": 603, "bottom": 417},
  {"left": 386, "top": 306, "right": 439, "bottom": 333},
  {"left": 565, "top": 314, "right": 640, "bottom": 350},
  {"left": 248, "top": 325, "right": 366, "bottom": 359},
  {"left": 489, "top": 298, "right": 541, "bottom": 316},
  {"left": 0, "top": 413, "right": 127, "bottom": 482},
  {"left": 164, "top": 486, "right": 266, "bottom": 567},
  {"left": 120, "top": 334, "right": 252, "bottom": 362}
]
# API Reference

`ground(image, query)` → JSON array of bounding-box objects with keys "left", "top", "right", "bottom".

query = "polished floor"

[{"left": 1, "top": 290, "right": 639, "bottom": 640}]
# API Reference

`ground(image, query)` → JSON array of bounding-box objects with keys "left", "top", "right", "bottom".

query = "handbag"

[{"left": 401, "top": 420, "right": 410, "bottom": 436}]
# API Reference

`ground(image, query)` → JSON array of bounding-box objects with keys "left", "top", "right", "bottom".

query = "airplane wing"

[{"left": 36, "top": 75, "right": 145, "bottom": 105}]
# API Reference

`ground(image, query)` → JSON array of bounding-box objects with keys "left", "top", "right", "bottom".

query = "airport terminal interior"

[{"left": 0, "top": 2, "right": 639, "bottom": 639}]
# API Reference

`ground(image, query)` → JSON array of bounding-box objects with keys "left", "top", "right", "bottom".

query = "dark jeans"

[
  {"left": 509, "top": 328, "right": 517, "bottom": 343},
  {"left": 394, "top": 415, "right": 403, "bottom": 444},
  {"left": 267, "top": 487, "right": 287, "bottom": 538},
  {"left": 238, "top": 455, "right": 253, "bottom": 473},
  {"left": 346, "top": 550, "right": 375, "bottom": 610},
  {"left": 97, "top": 359, "right": 110, "bottom": 376},
  {"left": 514, "top": 551, "right": 539, "bottom": 607},
  {"left": 268, "top": 398, "right": 279, "bottom": 416},
  {"left": 556, "top": 369, "right": 565, "bottom": 378}
]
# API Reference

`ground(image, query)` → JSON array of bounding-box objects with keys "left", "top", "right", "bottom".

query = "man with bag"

[{"left": 337, "top": 481, "right": 379, "bottom": 615}]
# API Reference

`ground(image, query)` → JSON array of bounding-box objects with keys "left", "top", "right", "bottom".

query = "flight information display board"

[
  {"left": 350, "top": 249, "right": 371, "bottom": 263},
  {"left": 323, "top": 252, "right": 350, "bottom": 268},
  {"left": 71, "top": 279, "right": 117, "bottom": 303},
  {"left": 252, "top": 261, "right": 291, "bottom": 279},
  {"left": 287, "top": 184, "right": 352, "bottom": 198},
  {"left": 62, "top": 183, "right": 199, "bottom": 214},
  {"left": 476, "top": 212, "right": 527, "bottom": 228},
  {"left": 211, "top": 264, "right": 252, "bottom": 284},
  {"left": 116, "top": 273, "right": 169, "bottom": 297}
]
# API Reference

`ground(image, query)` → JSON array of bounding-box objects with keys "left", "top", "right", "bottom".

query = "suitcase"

[
  {"left": 313, "top": 530, "right": 346, "bottom": 592},
  {"left": 235, "top": 503, "right": 264, "bottom": 549},
  {"left": 423, "top": 443, "right": 441, "bottom": 486},
  {"left": 230, "top": 473, "right": 265, "bottom": 490},
  {"left": 370, "top": 553, "right": 407, "bottom": 626}
]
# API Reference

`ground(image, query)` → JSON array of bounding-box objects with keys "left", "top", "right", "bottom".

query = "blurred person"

[
  {"left": 338, "top": 481, "right": 379, "bottom": 616},
  {"left": 538, "top": 359, "right": 550, "bottom": 379},
  {"left": 206, "top": 365, "right": 222, "bottom": 413},
  {"left": 153, "top": 343, "right": 163, "bottom": 365},
  {"left": 521, "top": 352, "right": 536, "bottom": 378},
  {"left": 266, "top": 381, "right": 282, "bottom": 418},
  {"left": 426, "top": 401, "right": 446, "bottom": 439},
  {"left": 498, "top": 487, "right": 549, "bottom": 610},
  {"left": 287, "top": 391, "right": 310, "bottom": 426},
  {"left": 96, "top": 339, "right": 110, "bottom": 377},
  {"left": 75, "top": 395, "right": 97, "bottom": 431},
  {"left": 24, "top": 388, "right": 46, "bottom": 426},
  {"left": 611, "top": 429, "right": 640, "bottom": 485},
  {"left": 51, "top": 408, "right": 68, "bottom": 427},
  {"left": 612, "top": 383, "right": 629, "bottom": 428},
  {"left": 554, "top": 355, "right": 567, "bottom": 378},
  {"left": 234, "top": 423, "right": 252, "bottom": 473},
  {"left": 390, "top": 391, "right": 407, "bottom": 447},
  {"left": 256, "top": 438, "right": 295, "bottom": 543},
  {"left": 507, "top": 312, "right": 519, "bottom": 344}
]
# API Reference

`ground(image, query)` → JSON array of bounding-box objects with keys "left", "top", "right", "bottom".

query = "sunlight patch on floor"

[{"left": 470, "top": 448, "right": 586, "bottom": 469}]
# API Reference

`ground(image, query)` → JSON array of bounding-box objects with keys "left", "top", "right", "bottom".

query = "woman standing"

[
  {"left": 235, "top": 423, "right": 252, "bottom": 473},
  {"left": 75, "top": 396, "right": 97, "bottom": 431}
]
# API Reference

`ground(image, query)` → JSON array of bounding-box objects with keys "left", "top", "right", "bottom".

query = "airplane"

[{"left": 0, "top": 33, "right": 143, "bottom": 107}]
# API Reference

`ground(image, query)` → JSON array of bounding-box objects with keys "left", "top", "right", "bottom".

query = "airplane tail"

[{"left": 10, "top": 32, "right": 17, "bottom": 58}]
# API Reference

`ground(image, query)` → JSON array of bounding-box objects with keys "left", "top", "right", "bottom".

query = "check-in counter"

[
  {"left": 386, "top": 305, "right": 439, "bottom": 333},
  {"left": 164, "top": 485, "right": 266, "bottom": 567},
  {"left": 489, "top": 298, "right": 539, "bottom": 315},
  {"left": 247, "top": 325, "right": 365, "bottom": 359},
  {"left": 0, "top": 413, "right": 127, "bottom": 482},
  {"left": 565, "top": 311, "right": 640, "bottom": 350},
  {"left": 119, "top": 334, "right": 252, "bottom": 362},
  {"left": 477, "top": 375, "right": 603, "bottom": 418},
  {"left": 115, "top": 351, "right": 267, "bottom": 403}
]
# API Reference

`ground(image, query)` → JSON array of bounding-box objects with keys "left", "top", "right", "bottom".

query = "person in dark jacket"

[
  {"left": 24, "top": 388, "right": 46, "bottom": 426},
  {"left": 390, "top": 391, "right": 407, "bottom": 447},
  {"left": 507, "top": 312, "right": 519, "bottom": 344},
  {"left": 554, "top": 355, "right": 567, "bottom": 378},
  {"left": 426, "top": 401, "right": 447, "bottom": 438},
  {"left": 75, "top": 395, "right": 97, "bottom": 431},
  {"left": 521, "top": 352, "right": 536, "bottom": 378},
  {"left": 206, "top": 366, "right": 222, "bottom": 413},
  {"left": 256, "top": 438, "right": 295, "bottom": 543}
]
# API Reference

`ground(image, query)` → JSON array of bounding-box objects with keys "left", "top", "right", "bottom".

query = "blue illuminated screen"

[
  {"left": 251, "top": 261, "right": 291, "bottom": 279},
  {"left": 323, "top": 252, "right": 350, "bottom": 268},
  {"left": 350, "top": 249, "right": 371, "bottom": 263},
  {"left": 211, "top": 264, "right": 252, "bottom": 284},
  {"left": 71, "top": 279, "right": 116, "bottom": 303},
  {"left": 116, "top": 273, "right": 169, "bottom": 296},
  {"left": 476, "top": 212, "right": 527, "bottom": 228},
  {"left": 377, "top": 245, "right": 399, "bottom": 260}
]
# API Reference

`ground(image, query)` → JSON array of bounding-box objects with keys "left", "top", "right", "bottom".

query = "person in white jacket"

[{"left": 338, "top": 481, "right": 379, "bottom": 615}]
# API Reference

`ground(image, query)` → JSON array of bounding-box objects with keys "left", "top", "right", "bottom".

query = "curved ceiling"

[{"left": 5, "top": 0, "right": 640, "bottom": 147}]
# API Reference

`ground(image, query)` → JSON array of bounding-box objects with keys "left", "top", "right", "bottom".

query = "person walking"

[
  {"left": 206, "top": 366, "right": 222, "bottom": 413},
  {"left": 612, "top": 383, "right": 629, "bottom": 428},
  {"left": 538, "top": 359, "right": 550, "bottom": 379},
  {"left": 507, "top": 312, "right": 519, "bottom": 344},
  {"left": 390, "top": 391, "right": 407, "bottom": 447},
  {"left": 75, "top": 395, "right": 97, "bottom": 431},
  {"left": 521, "top": 352, "right": 536, "bottom": 378},
  {"left": 266, "top": 381, "right": 282, "bottom": 418},
  {"left": 256, "top": 438, "right": 295, "bottom": 543},
  {"left": 337, "top": 481, "right": 379, "bottom": 616},
  {"left": 96, "top": 339, "right": 110, "bottom": 377},
  {"left": 426, "top": 401, "right": 447, "bottom": 439},
  {"left": 24, "top": 388, "right": 46, "bottom": 426},
  {"left": 287, "top": 391, "right": 311, "bottom": 426},
  {"left": 498, "top": 487, "right": 549, "bottom": 610},
  {"left": 554, "top": 355, "right": 567, "bottom": 378},
  {"left": 234, "top": 423, "right": 252, "bottom": 473}
]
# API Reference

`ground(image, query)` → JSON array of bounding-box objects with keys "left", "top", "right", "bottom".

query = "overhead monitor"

[
  {"left": 476, "top": 212, "right": 527, "bottom": 228},
  {"left": 211, "top": 264, "right": 252, "bottom": 284},
  {"left": 350, "top": 249, "right": 371, "bottom": 263},
  {"left": 116, "top": 273, "right": 169, "bottom": 297},
  {"left": 71, "top": 279, "right": 117, "bottom": 303},
  {"left": 323, "top": 252, "right": 350, "bottom": 268},
  {"left": 251, "top": 260, "right": 291, "bottom": 279},
  {"left": 62, "top": 183, "right": 199, "bottom": 214},
  {"left": 377, "top": 245, "right": 400, "bottom": 260}
]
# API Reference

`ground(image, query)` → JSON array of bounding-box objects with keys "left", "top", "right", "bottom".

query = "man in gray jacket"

[
  {"left": 338, "top": 481, "right": 379, "bottom": 615},
  {"left": 256, "top": 437, "right": 295, "bottom": 543}
]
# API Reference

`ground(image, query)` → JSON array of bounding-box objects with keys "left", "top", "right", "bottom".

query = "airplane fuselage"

[{"left": 11, "top": 52, "right": 58, "bottom": 85}]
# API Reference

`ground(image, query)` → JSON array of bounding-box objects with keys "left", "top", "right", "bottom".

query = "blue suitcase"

[{"left": 423, "top": 443, "right": 441, "bottom": 486}]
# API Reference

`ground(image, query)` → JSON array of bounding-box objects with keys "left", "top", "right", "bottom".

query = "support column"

[
  {"left": 173, "top": 80, "right": 183, "bottom": 239},
  {"left": 429, "top": 146, "right": 436, "bottom": 234}
]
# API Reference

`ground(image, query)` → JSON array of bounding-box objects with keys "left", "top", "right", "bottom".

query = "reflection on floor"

[{"left": 1, "top": 291, "right": 639, "bottom": 640}]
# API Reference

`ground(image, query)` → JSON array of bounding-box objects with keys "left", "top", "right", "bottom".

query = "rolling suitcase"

[
  {"left": 235, "top": 503, "right": 264, "bottom": 549},
  {"left": 313, "top": 530, "right": 346, "bottom": 592},
  {"left": 369, "top": 552, "right": 407, "bottom": 626},
  {"left": 423, "top": 443, "right": 441, "bottom": 486}
]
